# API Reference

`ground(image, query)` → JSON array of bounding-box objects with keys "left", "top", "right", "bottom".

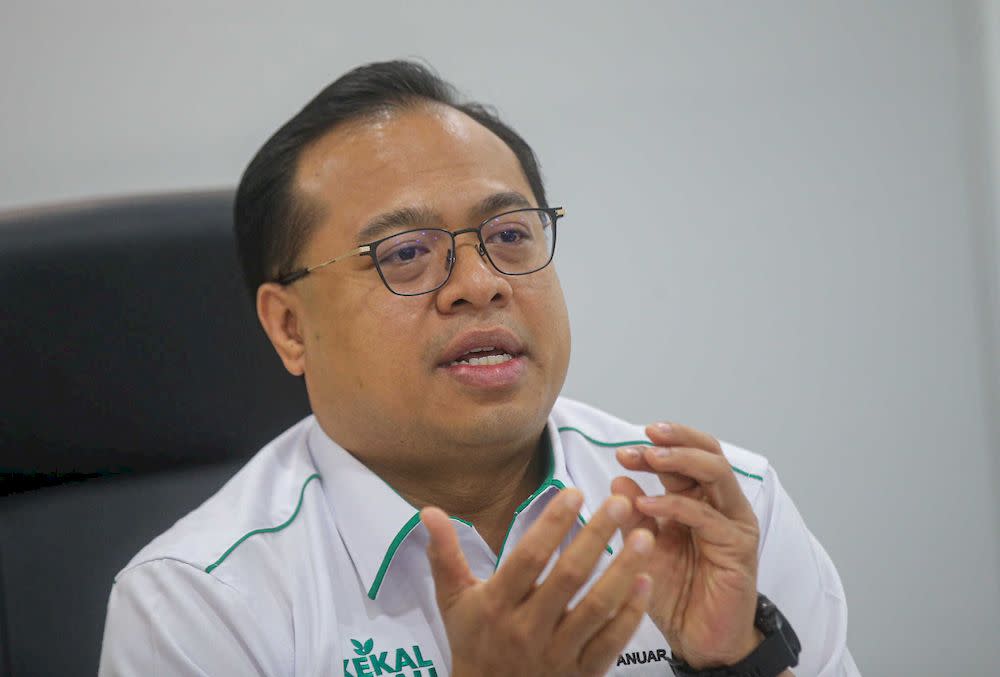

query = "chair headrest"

[{"left": 0, "top": 190, "right": 310, "bottom": 492}]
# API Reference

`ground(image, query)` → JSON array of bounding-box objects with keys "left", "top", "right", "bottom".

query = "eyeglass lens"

[{"left": 372, "top": 209, "right": 555, "bottom": 295}]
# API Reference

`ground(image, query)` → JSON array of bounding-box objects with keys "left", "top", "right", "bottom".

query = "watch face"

[
  {"left": 756, "top": 595, "right": 780, "bottom": 633},
  {"left": 755, "top": 594, "right": 802, "bottom": 660}
]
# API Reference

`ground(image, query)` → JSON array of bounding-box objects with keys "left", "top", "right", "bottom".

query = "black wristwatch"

[{"left": 667, "top": 594, "right": 801, "bottom": 677}]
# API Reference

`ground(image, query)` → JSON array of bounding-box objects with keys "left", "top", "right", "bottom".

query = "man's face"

[{"left": 270, "top": 104, "right": 571, "bottom": 466}]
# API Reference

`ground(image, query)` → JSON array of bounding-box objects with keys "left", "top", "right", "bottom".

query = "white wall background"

[{"left": 2, "top": 1, "right": 998, "bottom": 673}]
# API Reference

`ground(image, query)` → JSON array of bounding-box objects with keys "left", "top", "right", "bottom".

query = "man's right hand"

[{"left": 421, "top": 489, "right": 654, "bottom": 677}]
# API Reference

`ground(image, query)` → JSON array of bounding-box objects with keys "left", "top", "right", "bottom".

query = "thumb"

[{"left": 421, "top": 507, "right": 476, "bottom": 610}]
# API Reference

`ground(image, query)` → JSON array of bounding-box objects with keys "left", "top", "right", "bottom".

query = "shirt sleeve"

[
  {"left": 98, "top": 558, "right": 289, "bottom": 677},
  {"left": 753, "top": 466, "right": 862, "bottom": 677}
]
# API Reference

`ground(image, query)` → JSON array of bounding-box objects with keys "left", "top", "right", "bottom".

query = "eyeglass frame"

[{"left": 273, "top": 206, "right": 565, "bottom": 296}]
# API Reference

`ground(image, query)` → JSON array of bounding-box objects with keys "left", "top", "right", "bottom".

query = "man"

[{"left": 100, "top": 61, "right": 860, "bottom": 676}]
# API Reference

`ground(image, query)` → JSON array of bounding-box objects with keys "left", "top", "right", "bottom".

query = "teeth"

[
  {"left": 449, "top": 353, "right": 513, "bottom": 367},
  {"left": 467, "top": 346, "right": 495, "bottom": 353}
]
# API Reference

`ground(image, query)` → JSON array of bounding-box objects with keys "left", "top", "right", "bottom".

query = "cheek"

[
  {"left": 518, "top": 274, "right": 572, "bottom": 358},
  {"left": 303, "top": 285, "right": 385, "bottom": 371},
  {"left": 342, "top": 293, "right": 433, "bottom": 373}
]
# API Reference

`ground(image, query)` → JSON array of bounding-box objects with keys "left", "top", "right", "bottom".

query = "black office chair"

[{"left": 0, "top": 190, "right": 311, "bottom": 676}]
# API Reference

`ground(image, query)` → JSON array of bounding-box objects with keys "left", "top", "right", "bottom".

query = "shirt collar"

[{"left": 306, "top": 414, "right": 588, "bottom": 601}]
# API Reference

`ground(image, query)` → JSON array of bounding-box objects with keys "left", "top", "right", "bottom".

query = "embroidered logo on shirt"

[
  {"left": 344, "top": 638, "right": 438, "bottom": 677},
  {"left": 616, "top": 648, "right": 670, "bottom": 666}
]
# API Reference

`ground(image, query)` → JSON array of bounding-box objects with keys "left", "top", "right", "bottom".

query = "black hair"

[{"left": 233, "top": 60, "right": 548, "bottom": 297}]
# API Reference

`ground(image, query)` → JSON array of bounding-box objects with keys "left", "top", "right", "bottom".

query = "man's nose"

[
  {"left": 443, "top": 234, "right": 486, "bottom": 270},
  {"left": 435, "top": 235, "right": 512, "bottom": 312}
]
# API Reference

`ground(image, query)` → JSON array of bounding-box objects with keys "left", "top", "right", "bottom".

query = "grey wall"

[{"left": 2, "top": 1, "right": 998, "bottom": 674}]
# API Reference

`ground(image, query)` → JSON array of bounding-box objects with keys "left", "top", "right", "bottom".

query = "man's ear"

[{"left": 257, "top": 282, "right": 307, "bottom": 376}]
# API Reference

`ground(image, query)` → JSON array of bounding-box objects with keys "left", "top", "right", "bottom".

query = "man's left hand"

[{"left": 612, "top": 422, "right": 762, "bottom": 670}]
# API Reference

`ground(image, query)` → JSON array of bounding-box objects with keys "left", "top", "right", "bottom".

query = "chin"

[{"left": 444, "top": 393, "right": 554, "bottom": 449}]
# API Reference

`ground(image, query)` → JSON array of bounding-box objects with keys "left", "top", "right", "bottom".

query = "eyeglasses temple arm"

[{"left": 275, "top": 245, "right": 371, "bottom": 285}]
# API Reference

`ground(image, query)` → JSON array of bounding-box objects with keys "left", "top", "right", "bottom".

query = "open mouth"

[
  {"left": 447, "top": 346, "right": 515, "bottom": 367},
  {"left": 436, "top": 329, "right": 527, "bottom": 388}
]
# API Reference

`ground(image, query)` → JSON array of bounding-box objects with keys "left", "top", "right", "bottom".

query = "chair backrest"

[{"left": 0, "top": 190, "right": 311, "bottom": 676}]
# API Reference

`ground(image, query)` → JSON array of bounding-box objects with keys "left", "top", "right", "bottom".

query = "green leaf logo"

[{"left": 351, "top": 638, "right": 374, "bottom": 656}]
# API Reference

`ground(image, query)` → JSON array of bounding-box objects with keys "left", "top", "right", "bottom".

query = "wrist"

[
  {"left": 676, "top": 628, "right": 765, "bottom": 671},
  {"left": 667, "top": 594, "right": 800, "bottom": 677}
]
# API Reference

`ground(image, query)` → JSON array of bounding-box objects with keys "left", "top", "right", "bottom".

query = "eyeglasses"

[{"left": 275, "top": 207, "right": 564, "bottom": 296}]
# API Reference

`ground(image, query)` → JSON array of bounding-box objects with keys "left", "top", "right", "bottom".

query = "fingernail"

[
  {"left": 631, "top": 529, "right": 653, "bottom": 554},
  {"left": 653, "top": 446, "right": 672, "bottom": 459},
  {"left": 607, "top": 496, "right": 631, "bottom": 524},
  {"left": 633, "top": 573, "right": 653, "bottom": 601},
  {"left": 618, "top": 446, "right": 641, "bottom": 460},
  {"left": 636, "top": 495, "right": 656, "bottom": 506},
  {"left": 562, "top": 489, "right": 583, "bottom": 511},
  {"left": 655, "top": 422, "right": 672, "bottom": 435}
]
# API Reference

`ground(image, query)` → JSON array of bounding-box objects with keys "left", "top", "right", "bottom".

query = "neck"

[{"left": 361, "top": 430, "right": 549, "bottom": 555}]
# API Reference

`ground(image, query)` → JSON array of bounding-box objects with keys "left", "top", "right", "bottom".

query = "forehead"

[{"left": 294, "top": 104, "right": 532, "bottom": 244}]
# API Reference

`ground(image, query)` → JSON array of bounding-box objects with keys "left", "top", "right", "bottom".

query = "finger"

[
  {"left": 489, "top": 488, "right": 584, "bottom": 604},
  {"left": 609, "top": 476, "right": 658, "bottom": 533},
  {"left": 576, "top": 573, "right": 653, "bottom": 676},
  {"left": 529, "top": 495, "right": 633, "bottom": 630},
  {"left": 646, "top": 421, "right": 723, "bottom": 455},
  {"left": 615, "top": 446, "right": 697, "bottom": 493},
  {"left": 639, "top": 445, "right": 752, "bottom": 520},
  {"left": 551, "top": 528, "right": 654, "bottom": 656},
  {"left": 421, "top": 507, "right": 477, "bottom": 610},
  {"left": 611, "top": 476, "right": 697, "bottom": 566},
  {"left": 635, "top": 494, "right": 759, "bottom": 548}
]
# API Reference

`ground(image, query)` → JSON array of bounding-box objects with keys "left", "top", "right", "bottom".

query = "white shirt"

[{"left": 99, "top": 397, "right": 860, "bottom": 676}]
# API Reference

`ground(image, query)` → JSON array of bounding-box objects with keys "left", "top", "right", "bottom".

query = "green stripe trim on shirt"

[
  {"left": 557, "top": 426, "right": 651, "bottom": 448},
  {"left": 205, "top": 473, "right": 321, "bottom": 574},
  {"left": 368, "top": 512, "right": 423, "bottom": 600},
  {"left": 557, "top": 426, "right": 764, "bottom": 482},
  {"left": 370, "top": 430, "right": 623, "bottom": 598},
  {"left": 368, "top": 515, "right": 472, "bottom": 600},
  {"left": 493, "top": 442, "right": 559, "bottom": 569},
  {"left": 494, "top": 458, "right": 614, "bottom": 568}
]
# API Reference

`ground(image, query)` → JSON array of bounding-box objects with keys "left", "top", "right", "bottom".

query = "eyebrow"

[
  {"left": 354, "top": 206, "right": 443, "bottom": 245},
  {"left": 471, "top": 191, "right": 534, "bottom": 219},
  {"left": 353, "top": 191, "right": 535, "bottom": 245}
]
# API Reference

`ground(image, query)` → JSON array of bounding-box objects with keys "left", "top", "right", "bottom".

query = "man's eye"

[
  {"left": 379, "top": 244, "right": 430, "bottom": 265},
  {"left": 487, "top": 226, "right": 532, "bottom": 245}
]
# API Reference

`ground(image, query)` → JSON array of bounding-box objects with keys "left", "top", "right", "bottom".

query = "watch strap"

[{"left": 667, "top": 594, "right": 800, "bottom": 677}]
